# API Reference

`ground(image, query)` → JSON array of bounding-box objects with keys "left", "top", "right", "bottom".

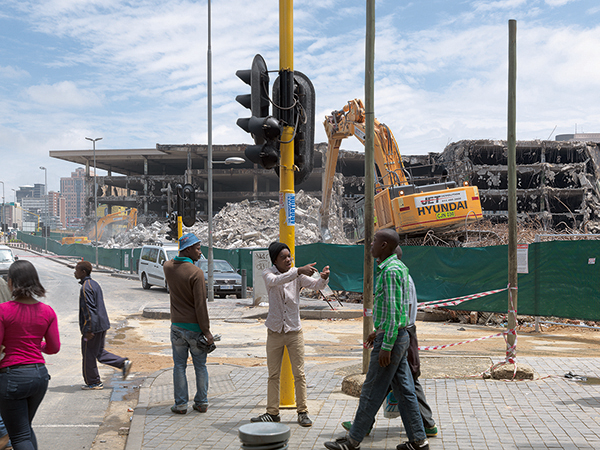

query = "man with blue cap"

[{"left": 163, "top": 233, "right": 213, "bottom": 414}]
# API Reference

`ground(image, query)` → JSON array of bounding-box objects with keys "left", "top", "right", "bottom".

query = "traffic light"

[
  {"left": 181, "top": 184, "right": 196, "bottom": 227},
  {"left": 175, "top": 183, "right": 183, "bottom": 216},
  {"left": 236, "top": 54, "right": 282, "bottom": 169},
  {"left": 166, "top": 212, "right": 178, "bottom": 241},
  {"left": 273, "top": 70, "right": 315, "bottom": 185},
  {"left": 160, "top": 184, "right": 173, "bottom": 216}
]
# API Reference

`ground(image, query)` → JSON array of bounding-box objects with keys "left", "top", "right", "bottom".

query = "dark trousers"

[
  {"left": 0, "top": 364, "right": 49, "bottom": 450},
  {"left": 406, "top": 324, "right": 435, "bottom": 428},
  {"left": 82, "top": 331, "right": 126, "bottom": 385}
]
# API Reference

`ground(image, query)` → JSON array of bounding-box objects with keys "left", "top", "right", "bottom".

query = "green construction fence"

[
  {"left": 17, "top": 232, "right": 141, "bottom": 273},
  {"left": 15, "top": 232, "right": 600, "bottom": 321}
]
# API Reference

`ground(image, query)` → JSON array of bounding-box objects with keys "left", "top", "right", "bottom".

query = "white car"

[
  {"left": 138, "top": 243, "right": 179, "bottom": 291},
  {"left": 0, "top": 245, "right": 17, "bottom": 280}
]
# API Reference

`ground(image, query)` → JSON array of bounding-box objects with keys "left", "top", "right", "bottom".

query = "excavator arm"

[{"left": 320, "top": 99, "right": 409, "bottom": 238}]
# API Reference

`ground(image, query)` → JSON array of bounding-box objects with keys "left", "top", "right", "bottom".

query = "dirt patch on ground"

[{"left": 105, "top": 319, "right": 173, "bottom": 374}]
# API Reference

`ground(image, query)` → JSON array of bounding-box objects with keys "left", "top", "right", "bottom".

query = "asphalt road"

[{"left": 12, "top": 249, "right": 166, "bottom": 450}]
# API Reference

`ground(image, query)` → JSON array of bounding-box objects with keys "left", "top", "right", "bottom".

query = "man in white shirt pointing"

[{"left": 251, "top": 241, "right": 330, "bottom": 427}]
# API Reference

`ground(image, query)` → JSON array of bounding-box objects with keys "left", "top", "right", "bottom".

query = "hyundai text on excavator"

[{"left": 320, "top": 99, "right": 482, "bottom": 241}]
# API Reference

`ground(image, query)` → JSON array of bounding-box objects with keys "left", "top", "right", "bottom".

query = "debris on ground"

[{"left": 103, "top": 190, "right": 351, "bottom": 249}]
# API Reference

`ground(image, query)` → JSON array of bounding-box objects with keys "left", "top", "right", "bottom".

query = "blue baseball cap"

[{"left": 179, "top": 233, "right": 201, "bottom": 251}]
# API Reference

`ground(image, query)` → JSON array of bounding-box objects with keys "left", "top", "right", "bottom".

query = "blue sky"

[{"left": 1, "top": 0, "right": 600, "bottom": 196}]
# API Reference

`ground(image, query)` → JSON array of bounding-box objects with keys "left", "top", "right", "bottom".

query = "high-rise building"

[{"left": 60, "top": 167, "right": 87, "bottom": 227}]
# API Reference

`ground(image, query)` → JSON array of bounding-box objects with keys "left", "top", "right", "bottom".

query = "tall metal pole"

[
  {"left": 207, "top": 0, "right": 215, "bottom": 302},
  {"left": 86, "top": 137, "right": 103, "bottom": 268},
  {"left": 506, "top": 19, "right": 518, "bottom": 363},
  {"left": 279, "top": 0, "right": 296, "bottom": 408},
  {"left": 38, "top": 168, "right": 47, "bottom": 251},
  {"left": 363, "top": 0, "right": 376, "bottom": 374}
]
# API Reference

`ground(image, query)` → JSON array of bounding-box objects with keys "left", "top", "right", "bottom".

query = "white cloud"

[
  {"left": 0, "top": 65, "right": 30, "bottom": 79},
  {"left": 26, "top": 81, "right": 103, "bottom": 108},
  {"left": 544, "top": 0, "right": 576, "bottom": 6}
]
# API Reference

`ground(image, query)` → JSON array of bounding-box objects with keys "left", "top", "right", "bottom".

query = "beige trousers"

[{"left": 266, "top": 329, "right": 307, "bottom": 415}]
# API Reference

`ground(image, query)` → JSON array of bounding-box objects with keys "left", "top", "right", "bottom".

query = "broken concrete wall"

[{"left": 440, "top": 139, "right": 600, "bottom": 233}]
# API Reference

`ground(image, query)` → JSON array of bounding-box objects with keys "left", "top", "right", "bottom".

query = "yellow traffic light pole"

[
  {"left": 177, "top": 215, "right": 183, "bottom": 240},
  {"left": 278, "top": 0, "right": 296, "bottom": 409}
]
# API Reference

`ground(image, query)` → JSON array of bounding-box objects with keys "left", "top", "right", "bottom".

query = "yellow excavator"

[
  {"left": 61, "top": 208, "right": 138, "bottom": 244},
  {"left": 321, "top": 99, "right": 482, "bottom": 240}
]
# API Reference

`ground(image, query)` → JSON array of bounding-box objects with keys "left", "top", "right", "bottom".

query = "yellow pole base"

[{"left": 279, "top": 346, "right": 296, "bottom": 409}]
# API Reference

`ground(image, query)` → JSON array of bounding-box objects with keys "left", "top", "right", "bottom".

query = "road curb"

[
  {"left": 125, "top": 368, "right": 170, "bottom": 450},
  {"left": 141, "top": 304, "right": 364, "bottom": 321}
]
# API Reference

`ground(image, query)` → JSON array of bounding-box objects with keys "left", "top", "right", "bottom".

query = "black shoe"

[
  {"left": 193, "top": 403, "right": 208, "bottom": 413},
  {"left": 396, "top": 439, "right": 429, "bottom": 450},
  {"left": 171, "top": 405, "right": 187, "bottom": 414},
  {"left": 324, "top": 437, "right": 360, "bottom": 450},
  {"left": 298, "top": 412, "right": 312, "bottom": 427},
  {"left": 250, "top": 412, "right": 280, "bottom": 423}
]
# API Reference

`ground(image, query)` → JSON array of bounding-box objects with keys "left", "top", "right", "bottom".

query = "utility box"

[{"left": 252, "top": 250, "right": 270, "bottom": 306}]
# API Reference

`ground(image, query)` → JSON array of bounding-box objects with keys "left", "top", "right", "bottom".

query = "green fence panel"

[
  {"left": 17, "top": 231, "right": 142, "bottom": 273},
  {"left": 295, "top": 243, "right": 364, "bottom": 292},
  {"left": 452, "top": 240, "right": 600, "bottom": 320}
]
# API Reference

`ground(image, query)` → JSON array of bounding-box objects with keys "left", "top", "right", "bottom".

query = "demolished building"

[
  {"left": 440, "top": 140, "right": 600, "bottom": 233},
  {"left": 51, "top": 139, "right": 600, "bottom": 246}
]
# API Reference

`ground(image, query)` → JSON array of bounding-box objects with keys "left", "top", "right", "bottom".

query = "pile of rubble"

[{"left": 103, "top": 190, "right": 351, "bottom": 249}]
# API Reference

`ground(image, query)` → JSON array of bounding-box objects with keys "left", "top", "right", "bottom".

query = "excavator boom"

[{"left": 321, "top": 99, "right": 482, "bottom": 241}]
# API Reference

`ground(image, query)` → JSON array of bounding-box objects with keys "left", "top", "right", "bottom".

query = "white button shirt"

[{"left": 263, "top": 265, "right": 329, "bottom": 333}]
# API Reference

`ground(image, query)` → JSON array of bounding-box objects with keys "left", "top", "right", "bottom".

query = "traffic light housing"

[
  {"left": 160, "top": 184, "right": 173, "bottom": 216},
  {"left": 273, "top": 70, "right": 315, "bottom": 185},
  {"left": 236, "top": 54, "right": 282, "bottom": 169},
  {"left": 181, "top": 184, "right": 196, "bottom": 227},
  {"left": 166, "top": 212, "right": 178, "bottom": 241}
]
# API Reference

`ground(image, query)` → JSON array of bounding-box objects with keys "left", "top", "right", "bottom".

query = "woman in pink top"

[{"left": 0, "top": 260, "right": 61, "bottom": 450}]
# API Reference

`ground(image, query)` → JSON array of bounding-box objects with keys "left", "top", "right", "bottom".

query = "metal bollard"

[
  {"left": 238, "top": 423, "right": 290, "bottom": 449},
  {"left": 241, "top": 269, "right": 247, "bottom": 299}
]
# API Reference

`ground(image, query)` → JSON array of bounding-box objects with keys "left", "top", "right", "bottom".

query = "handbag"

[
  {"left": 196, "top": 334, "right": 217, "bottom": 353},
  {"left": 383, "top": 391, "right": 400, "bottom": 419}
]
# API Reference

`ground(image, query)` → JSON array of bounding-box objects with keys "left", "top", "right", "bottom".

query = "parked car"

[
  {"left": 138, "top": 243, "right": 179, "bottom": 291},
  {"left": 0, "top": 245, "right": 17, "bottom": 280},
  {"left": 195, "top": 259, "right": 242, "bottom": 298}
]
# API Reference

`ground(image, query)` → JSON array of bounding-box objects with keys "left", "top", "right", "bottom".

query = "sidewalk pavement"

[
  {"left": 121, "top": 298, "right": 600, "bottom": 450},
  {"left": 125, "top": 356, "right": 600, "bottom": 450}
]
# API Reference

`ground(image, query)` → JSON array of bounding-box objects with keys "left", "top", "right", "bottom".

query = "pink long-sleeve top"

[{"left": 0, "top": 300, "right": 61, "bottom": 368}]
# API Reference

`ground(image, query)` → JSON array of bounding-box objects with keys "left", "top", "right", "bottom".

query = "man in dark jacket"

[
  {"left": 163, "top": 233, "right": 213, "bottom": 414},
  {"left": 75, "top": 260, "right": 132, "bottom": 390}
]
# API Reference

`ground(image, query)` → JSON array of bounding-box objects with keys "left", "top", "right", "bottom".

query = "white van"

[{"left": 138, "top": 243, "right": 179, "bottom": 291}]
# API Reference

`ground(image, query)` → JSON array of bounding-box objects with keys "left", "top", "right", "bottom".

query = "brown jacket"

[{"left": 163, "top": 259, "right": 210, "bottom": 333}]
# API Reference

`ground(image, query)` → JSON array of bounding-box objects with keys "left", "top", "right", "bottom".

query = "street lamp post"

[
  {"left": 85, "top": 137, "right": 103, "bottom": 268},
  {"left": 207, "top": 157, "right": 244, "bottom": 302},
  {"left": 39, "top": 167, "right": 47, "bottom": 252},
  {"left": 11, "top": 189, "right": 16, "bottom": 232}
]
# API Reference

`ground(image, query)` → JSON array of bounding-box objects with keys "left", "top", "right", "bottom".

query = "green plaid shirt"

[{"left": 373, "top": 254, "right": 410, "bottom": 351}]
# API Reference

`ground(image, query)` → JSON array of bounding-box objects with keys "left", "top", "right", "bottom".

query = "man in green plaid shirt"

[
  {"left": 373, "top": 243, "right": 410, "bottom": 353},
  {"left": 325, "top": 229, "right": 428, "bottom": 450}
]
